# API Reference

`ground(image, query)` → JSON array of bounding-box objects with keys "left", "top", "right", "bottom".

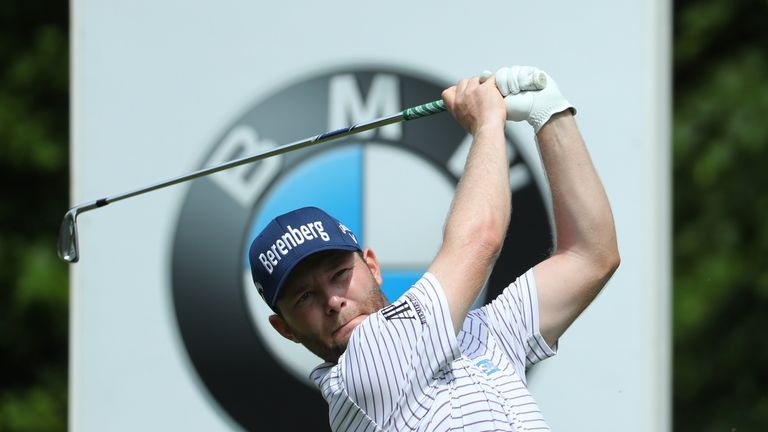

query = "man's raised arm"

[
  {"left": 481, "top": 66, "right": 619, "bottom": 347},
  {"left": 533, "top": 110, "right": 620, "bottom": 346},
  {"left": 428, "top": 77, "right": 510, "bottom": 334}
]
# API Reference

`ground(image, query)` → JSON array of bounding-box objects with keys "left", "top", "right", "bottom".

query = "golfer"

[{"left": 248, "top": 66, "right": 620, "bottom": 431}]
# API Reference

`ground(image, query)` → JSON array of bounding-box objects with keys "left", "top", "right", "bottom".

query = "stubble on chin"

[
  {"left": 303, "top": 272, "right": 389, "bottom": 363},
  {"left": 325, "top": 290, "right": 388, "bottom": 362}
]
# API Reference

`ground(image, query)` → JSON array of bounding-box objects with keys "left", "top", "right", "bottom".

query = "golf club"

[{"left": 57, "top": 99, "right": 447, "bottom": 263}]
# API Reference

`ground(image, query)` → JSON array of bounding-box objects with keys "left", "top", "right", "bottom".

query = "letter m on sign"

[{"left": 329, "top": 74, "right": 402, "bottom": 140}]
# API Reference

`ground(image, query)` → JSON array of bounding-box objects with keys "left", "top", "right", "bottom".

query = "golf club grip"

[{"left": 402, "top": 100, "right": 446, "bottom": 121}]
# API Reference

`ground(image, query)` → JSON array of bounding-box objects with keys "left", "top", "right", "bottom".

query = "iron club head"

[
  {"left": 58, "top": 201, "right": 101, "bottom": 263},
  {"left": 58, "top": 208, "right": 80, "bottom": 263}
]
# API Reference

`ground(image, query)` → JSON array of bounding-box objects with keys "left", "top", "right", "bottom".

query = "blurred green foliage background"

[
  {"left": 673, "top": 0, "right": 768, "bottom": 430},
  {"left": 0, "top": 2, "right": 69, "bottom": 431},
  {"left": 0, "top": 0, "right": 766, "bottom": 430}
]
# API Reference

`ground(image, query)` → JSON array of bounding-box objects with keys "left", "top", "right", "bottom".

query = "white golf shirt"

[{"left": 311, "top": 270, "right": 556, "bottom": 431}]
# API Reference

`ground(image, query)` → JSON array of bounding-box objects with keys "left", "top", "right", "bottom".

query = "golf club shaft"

[
  {"left": 91, "top": 99, "right": 446, "bottom": 209},
  {"left": 57, "top": 99, "right": 446, "bottom": 263}
]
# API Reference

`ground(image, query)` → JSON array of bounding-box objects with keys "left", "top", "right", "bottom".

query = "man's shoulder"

[
  {"left": 310, "top": 361, "right": 336, "bottom": 387},
  {"left": 456, "top": 308, "right": 491, "bottom": 341}
]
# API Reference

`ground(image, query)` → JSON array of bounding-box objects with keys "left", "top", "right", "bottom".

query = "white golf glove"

[{"left": 481, "top": 66, "right": 576, "bottom": 133}]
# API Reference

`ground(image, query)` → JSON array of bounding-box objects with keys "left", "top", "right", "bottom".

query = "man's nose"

[{"left": 326, "top": 294, "right": 347, "bottom": 314}]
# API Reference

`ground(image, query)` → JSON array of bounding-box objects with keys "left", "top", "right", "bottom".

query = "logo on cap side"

[
  {"left": 253, "top": 281, "right": 266, "bottom": 301},
  {"left": 338, "top": 223, "right": 358, "bottom": 244}
]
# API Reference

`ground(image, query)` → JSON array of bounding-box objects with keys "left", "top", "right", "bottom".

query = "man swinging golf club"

[{"left": 248, "top": 65, "right": 620, "bottom": 431}]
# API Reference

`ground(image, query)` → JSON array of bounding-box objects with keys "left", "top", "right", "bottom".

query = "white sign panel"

[{"left": 70, "top": 0, "right": 670, "bottom": 430}]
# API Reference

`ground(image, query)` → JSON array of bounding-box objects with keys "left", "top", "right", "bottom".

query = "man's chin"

[
  {"left": 323, "top": 315, "right": 369, "bottom": 362},
  {"left": 333, "top": 315, "right": 368, "bottom": 343}
]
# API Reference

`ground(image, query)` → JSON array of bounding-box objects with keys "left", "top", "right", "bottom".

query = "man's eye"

[
  {"left": 296, "top": 291, "right": 313, "bottom": 306},
  {"left": 333, "top": 268, "right": 351, "bottom": 281}
]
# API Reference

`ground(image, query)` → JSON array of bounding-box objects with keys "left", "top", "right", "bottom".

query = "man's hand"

[
  {"left": 483, "top": 66, "right": 576, "bottom": 133},
  {"left": 441, "top": 76, "right": 506, "bottom": 136}
]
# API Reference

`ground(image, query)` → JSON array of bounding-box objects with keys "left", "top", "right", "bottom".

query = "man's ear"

[
  {"left": 269, "top": 314, "right": 299, "bottom": 343},
  {"left": 361, "top": 247, "right": 383, "bottom": 286}
]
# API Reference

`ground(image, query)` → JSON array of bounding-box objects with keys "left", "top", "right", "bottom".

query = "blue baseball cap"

[{"left": 248, "top": 207, "right": 362, "bottom": 310}]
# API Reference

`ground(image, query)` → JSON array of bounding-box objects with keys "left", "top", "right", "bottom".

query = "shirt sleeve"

[
  {"left": 323, "top": 272, "right": 460, "bottom": 429},
  {"left": 481, "top": 268, "right": 557, "bottom": 377}
]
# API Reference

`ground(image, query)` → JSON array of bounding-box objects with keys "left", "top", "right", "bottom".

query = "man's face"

[{"left": 269, "top": 248, "right": 387, "bottom": 363}]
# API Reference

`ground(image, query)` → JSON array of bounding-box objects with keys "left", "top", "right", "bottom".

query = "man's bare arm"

[
  {"left": 533, "top": 111, "right": 620, "bottom": 346},
  {"left": 429, "top": 77, "right": 510, "bottom": 334}
]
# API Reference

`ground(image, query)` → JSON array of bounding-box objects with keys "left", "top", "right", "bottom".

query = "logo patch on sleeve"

[
  {"left": 381, "top": 301, "right": 415, "bottom": 321},
  {"left": 403, "top": 292, "right": 427, "bottom": 325}
]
